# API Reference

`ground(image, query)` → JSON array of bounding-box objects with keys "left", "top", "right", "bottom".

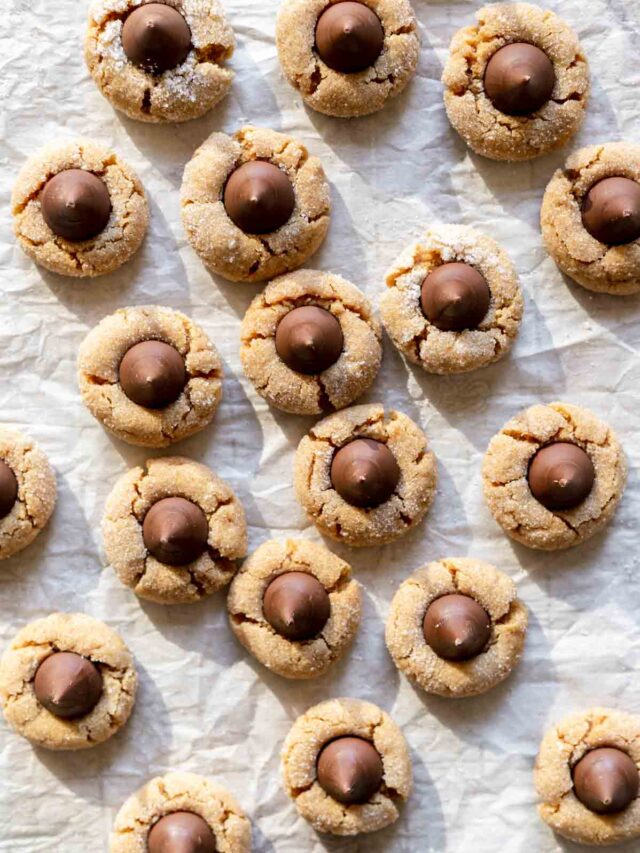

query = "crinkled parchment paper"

[{"left": 0, "top": 1, "right": 639, "bottom": 850}]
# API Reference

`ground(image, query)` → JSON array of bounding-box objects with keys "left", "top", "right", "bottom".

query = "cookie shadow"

[
  {"left": 309, "top": 183, "right": 369, "bottom": 290},
  {"left": 100, "top": 352, "right": 265, "bottom": 484},
  {"left": 268, "top": 407, "right": 317, "bottom": 450},
  {"left": 115, "top": 94, "right": 235, "bottom": 191},
  {"left": 38, "top": 255, "right": 142, "bottom": 326},
  {"left": 511, "top": 519, "right": 621, "bottom": 594},
  {"left": 35, "top": 469, "right": 103, "bottom": 602},
  {"left": 392, "top": 303, "right": 566, "bottom": 456},
  {"left": 407, "top": 606, "right": 557, "bottom": 751},
  {"left": 301, "top": 29, "right": 460, "bottom": 212},
  {"left": 249, "top": 823, "right": 277, "bottom": 853},
  {"left": 320, "top": 448, "right": 472, "bottom": 587},
  {"left": 34, "top": 660, "right": 171, "bottom": 806},
  {"left": 468, "top": 145, "right": 568, "bottom": 224},
  {"left": 39, "top": 192, "right": 190, "bottom": 324},
  {"left": 0, "top": 449, "right": 103, "bottom": 611},
  {"left": 199, "top": 183, "right": 367, "bottom": 326},
  {"left": 138, "top": 594, "right": 243, "bottom": 669},
  {"left": 559, "top": 271, "right": 640, "bottom": 340},
  {"left": 239, "top": 584, "right": 400, "bottom": 723}
]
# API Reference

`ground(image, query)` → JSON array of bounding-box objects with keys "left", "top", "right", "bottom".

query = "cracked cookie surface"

[
  {"left": 227, "top": 539, "right": 360, "bottom": 679},
  {"left": 294, "top": 403, "right": 437, "bottom": 547},
  {"left": 78, "top": 305, "right": 223, "bottom": 447},
  {"left": 0, "top": 427, "right": 56, "bottom": 561},
  {"left": 483, "top": 402, "right": 626, "bottom": 551},
  {"left": 241, "top": 269, "right": 382, "bottom": 414},
  {"left": 385, "top": 557, "right": 527, "bottom": 698},
  {"left": 103, "top": 456, "right": 247, "bottom": 604},
  {"left": 276, "top": 0, "right": 419, "bottom": 118},
  {"left": 380, "top": 224, "right": 523, "bottom": 374},
  {"left": 85, "top": 0, "right": 235, "bottom": 123},
  {"left": 12, "top": 139, "right": 148, "bottom": 278},
  {"left": 442, "top": 3, "right": 589, "bottom": 162},
  {"left": 110, "top": 771, "right": 251, "bottom": 852},
  {"left": 181, "top": 126, "right": 331, "bottom": 283},
  {"left": 0, "top": 613, "right": 137, "bottom": 751},
  {"left": 535, "top": 708, "right": 640, "bottom": 846},
  {"left": 541, "top": 142, "right": 640, "bottom": 294},
  {"left": 282, "top": 697, "right": 412, "bottom": 835}
]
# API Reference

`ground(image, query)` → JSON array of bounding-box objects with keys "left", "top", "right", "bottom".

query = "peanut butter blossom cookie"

[
  {"left": 294, "top": 403, "right": 437, "bottom": 547},
  {"left": 103, "top": 456, "right": 247, "bottom": 604},
  {"left": 78, "top": 305, "right": 222, "bottom": 447},
  {"left": 110, "top": 772, "right": 251, "bottom": 852},
  {"left": 282, "top": 698, "right": 412, "bottom": 835},
  {"left": 385, "top": 558, "right": 527, "bottom": 698},
  {"left": 276, "top": 0, "right": 419, "bottom": 118},
  {"left": 483, "top": 402, "right": 626, "bottom": 551},
  {"left": 381, "top": 224, "right": 523, "bottom": 374},
  {"left": 0, "top": 613, "right": 137, "bottom": 751},
  {"left": 0, "top": 427, "right": 56, "bottom": 560},
  {"left": 85, "top": 0, "right": 235, "bottom": 123},
  {"left": 12, "top": 139, "right": 148, "bottom": 278},
  {"left": 542, "top": 142, "right": 640, "bottom": 295},
  {"left": 442, "top": 3, "right": 589, "bottom": 161},
  {"left": 181, "top": 126, "right": 331, "bottom": 283},
  {"left": 535, "top": 708, "right": 640, "bottom": 846},
  {"left": 241, "top": 269, "right": 382, "bottom": 414},
  {"left": 227, "top": 539, "right": 360, "bottom": 679}
]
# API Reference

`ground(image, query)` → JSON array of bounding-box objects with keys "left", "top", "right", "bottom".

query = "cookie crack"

[{"left": 195, "top": 43, "right": 232, "bottom": 65}]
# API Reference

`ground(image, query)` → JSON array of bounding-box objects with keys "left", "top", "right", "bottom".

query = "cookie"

[
  {"left": 85, "top": 0, "right": 235, "bottom": 123},
  {"left": 275, "top": 0, "right": 420, "bottom": 118},
  {"left": 227, "top": 538, "right": 360, "bottom": 679},
  {"left": 282, "top": 697, "right": 412, "bottom": 836},
  {"left": 535, "top": 708, "right": 640, "bottom": 846},
  {"left": 78, "top": 305, "right": 223, "bottom": 448},
  {"left": 103, "top": 456, "right": 247, "bottom": 605},
  {"left": 483, "top": 402, "right": 626, "bottom": 551},
  {"left": 294, "top": 403, "right": 437, "bottom": 548},
  {"left": 385, "top": 557, "right": 527, "bottom": 698},
  {"left": 181, "top": 126, "right": 331, "bottom": 283},
  {"left": 110, "top": 771, "right": 251, "bottom": 852},
  {"left": 380, "top": 224, "right": 523, "bottom": 374},
  {"left": 240, "top": 269, "right": 382, "bottom": 415},
  {"left": 0, "top": 427, "right": 56, "bottom": 560},
  {"left": 541, "top": 142, "right": 640, "bottom": 295},
  {"left": 0, "top": 613, "right": 137, "bottom": 751},
  {"left": 12, "top": 139, "right": 148, "bottom": 278},
  {"left": 442, "top": 3, "right": 589, "bottom": 161}
]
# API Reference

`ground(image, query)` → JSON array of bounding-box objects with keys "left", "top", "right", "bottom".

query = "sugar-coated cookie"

[
  {"left": 228, "top": 539, "right": 360, "bottom": 679},
  {"left": 241, "top": 269, "right": 382, "bottom": 414},
  {"left": 386, "top": 557, "right": 527, "bottom": 698},
  {"left": 282, "top": 698, "right": 412, "bottom": 835},
  {"left": 381, "top": 224, "right": 523, "bottom": 374},
  {"left": 85, "top": 0, "right": 235, "bottom": 123},
  {"left": 78, "top": 305, "right": 222, "bottom": 447},
  {"left": 276, "top": 0, "right": 420, "bottom": 118},
  {"left": 103, "top": 456, "right": 247, "bottom": 605},
  {"left": 181, "top": 126, "right": 331, "bottom": 283},
  {"left": 442, "top": 3, "right": 589, "bottom": 161},
  {"left": 0, "top": 613, "right": 137, "bottom": 751},
  {"left": 12, "top": 139, "right": 148, "bottom": 278},
  {"left": 483, "top": 402, "right": 626, "bottom": 550}
]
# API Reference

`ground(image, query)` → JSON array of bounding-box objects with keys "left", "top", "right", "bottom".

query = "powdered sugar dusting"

[
  {"left": 426, "top": 223, "right": 508, "bottom": 277},
  {"left": 91, "top": 0, "right": 232, "bottom": 109}
]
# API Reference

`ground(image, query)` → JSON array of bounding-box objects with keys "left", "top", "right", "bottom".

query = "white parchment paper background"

[{"left": 1, "top": 0, "right": 639, "bottom": 850}]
